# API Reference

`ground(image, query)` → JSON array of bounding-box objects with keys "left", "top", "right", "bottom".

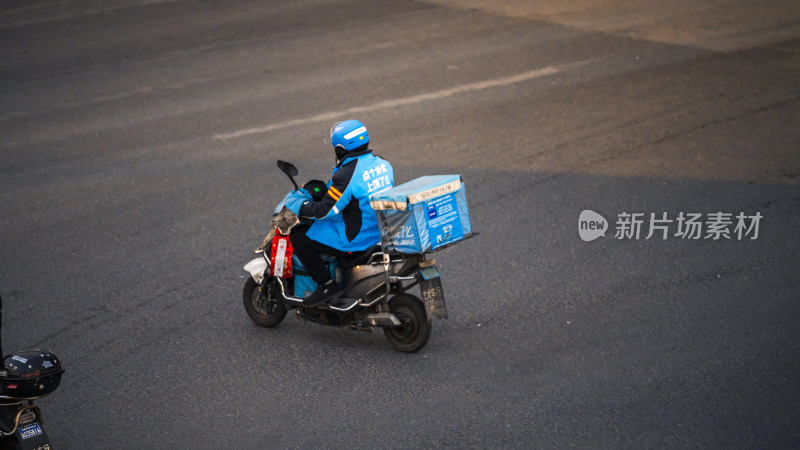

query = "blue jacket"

[{"left": 299, "top": 150, "right": 394, "bottom": 252}]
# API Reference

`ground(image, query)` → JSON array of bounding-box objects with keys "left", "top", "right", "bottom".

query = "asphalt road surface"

[{"left": 1, "top": 0, "right": 798, "bottom": 448}]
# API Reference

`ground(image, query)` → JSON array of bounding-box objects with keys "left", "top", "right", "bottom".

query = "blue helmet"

[{"left": 330, "top": 120, "right": 369, "bottom": 153}]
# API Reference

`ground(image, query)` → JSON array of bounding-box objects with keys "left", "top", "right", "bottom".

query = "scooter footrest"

[{"left": 327, "top": 298, "right": 359, "bottom": 311}]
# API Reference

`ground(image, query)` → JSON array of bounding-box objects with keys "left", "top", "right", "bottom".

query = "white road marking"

[{"left": 214, "top": 61, "right": 591, "bottom": 140}]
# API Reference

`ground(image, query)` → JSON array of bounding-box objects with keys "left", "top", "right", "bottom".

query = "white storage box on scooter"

[{"left": 370, "top": 175, "right": 473, "bottom": 254}]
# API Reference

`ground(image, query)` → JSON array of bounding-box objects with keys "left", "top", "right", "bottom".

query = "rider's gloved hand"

[{"left": 284, "top": 188, "right": 312, "bottom": 215}]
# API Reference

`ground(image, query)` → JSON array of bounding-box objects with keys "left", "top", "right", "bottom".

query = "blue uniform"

[{"left": 300, "top": 149, "right": 393, "bottom": 252}]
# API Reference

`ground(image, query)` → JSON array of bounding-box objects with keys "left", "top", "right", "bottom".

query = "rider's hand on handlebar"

[{"left": 284, "top": 188, "right": 312, "bottom": 215}]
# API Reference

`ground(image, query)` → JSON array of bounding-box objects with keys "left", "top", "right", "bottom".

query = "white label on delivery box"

[
  {"left": 370, "top": 199, "right": 408, "bottom": 211},
  {"left": 407, "top": 179, "right": 462, "bottom": 204}
]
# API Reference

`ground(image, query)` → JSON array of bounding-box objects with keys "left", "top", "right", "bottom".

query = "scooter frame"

[{"left": 245, "top": 246, "right": 444, "bottom": 327}]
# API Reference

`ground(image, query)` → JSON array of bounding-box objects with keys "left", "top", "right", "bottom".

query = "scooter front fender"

[{"left": 244, "top": 257, "right": 269, "bottom": 284}]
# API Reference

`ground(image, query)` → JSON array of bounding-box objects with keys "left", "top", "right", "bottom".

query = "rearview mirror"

[
  {"left": 277, "top": 160, "right": 298, "bottom": 177},
  {"left": 277, "top": 160, "right": 299, "bottom": 190}
]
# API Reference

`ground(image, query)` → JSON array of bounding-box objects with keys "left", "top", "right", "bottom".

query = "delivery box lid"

[{"left": 370, "top": 175, "right": 462, "bottom": 211}]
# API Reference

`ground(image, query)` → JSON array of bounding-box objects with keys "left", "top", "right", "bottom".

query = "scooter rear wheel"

[
  {"left": 383, "top": 294, "right": 431, "bottom": 353},
  {"left": 243, "top": 277, "right": 287, "bottom": 327}
]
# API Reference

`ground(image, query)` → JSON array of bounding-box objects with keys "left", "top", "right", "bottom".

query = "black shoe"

[{"left": 303, "top": 280, "right": 343, "bottom": 307}]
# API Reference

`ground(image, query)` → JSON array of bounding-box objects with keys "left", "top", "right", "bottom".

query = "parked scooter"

[
  {"left": 0, "top": 295, "right": 65, "bottom": 449},
  {"left": 243, "top": 161, "right": 451, "bottom": 352}
]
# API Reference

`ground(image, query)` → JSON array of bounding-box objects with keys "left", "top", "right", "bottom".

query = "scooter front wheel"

[
  {"left": 383, "top": 294, "right": 431, "bottom": 353},
  {"left": 243, "top": 277, "right": 287, "bottom": 327}
]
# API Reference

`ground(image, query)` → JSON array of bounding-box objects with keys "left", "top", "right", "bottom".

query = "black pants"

[{"left": 290, "top": 225, "right": 350, "bottom": 284}]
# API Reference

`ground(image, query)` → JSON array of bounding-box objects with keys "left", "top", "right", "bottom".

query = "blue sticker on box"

[{"left": 424, "top": 193, "right": 464, "bottom": 249}]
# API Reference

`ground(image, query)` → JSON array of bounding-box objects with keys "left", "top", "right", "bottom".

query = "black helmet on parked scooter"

[{"left": 0, "top": 349, "right": 64, "bottom": 398}]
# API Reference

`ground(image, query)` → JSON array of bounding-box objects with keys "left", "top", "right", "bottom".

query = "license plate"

[
  {"left": 19, "top": 422, "right": 43, "bottom": 440},
  {"left": 418, "top": 267, "right": 447, "bottom": 319}
]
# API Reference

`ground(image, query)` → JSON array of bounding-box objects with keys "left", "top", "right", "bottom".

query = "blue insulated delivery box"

[{"left": 370, "top": 175, "right": 472, "bottom": 253}]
